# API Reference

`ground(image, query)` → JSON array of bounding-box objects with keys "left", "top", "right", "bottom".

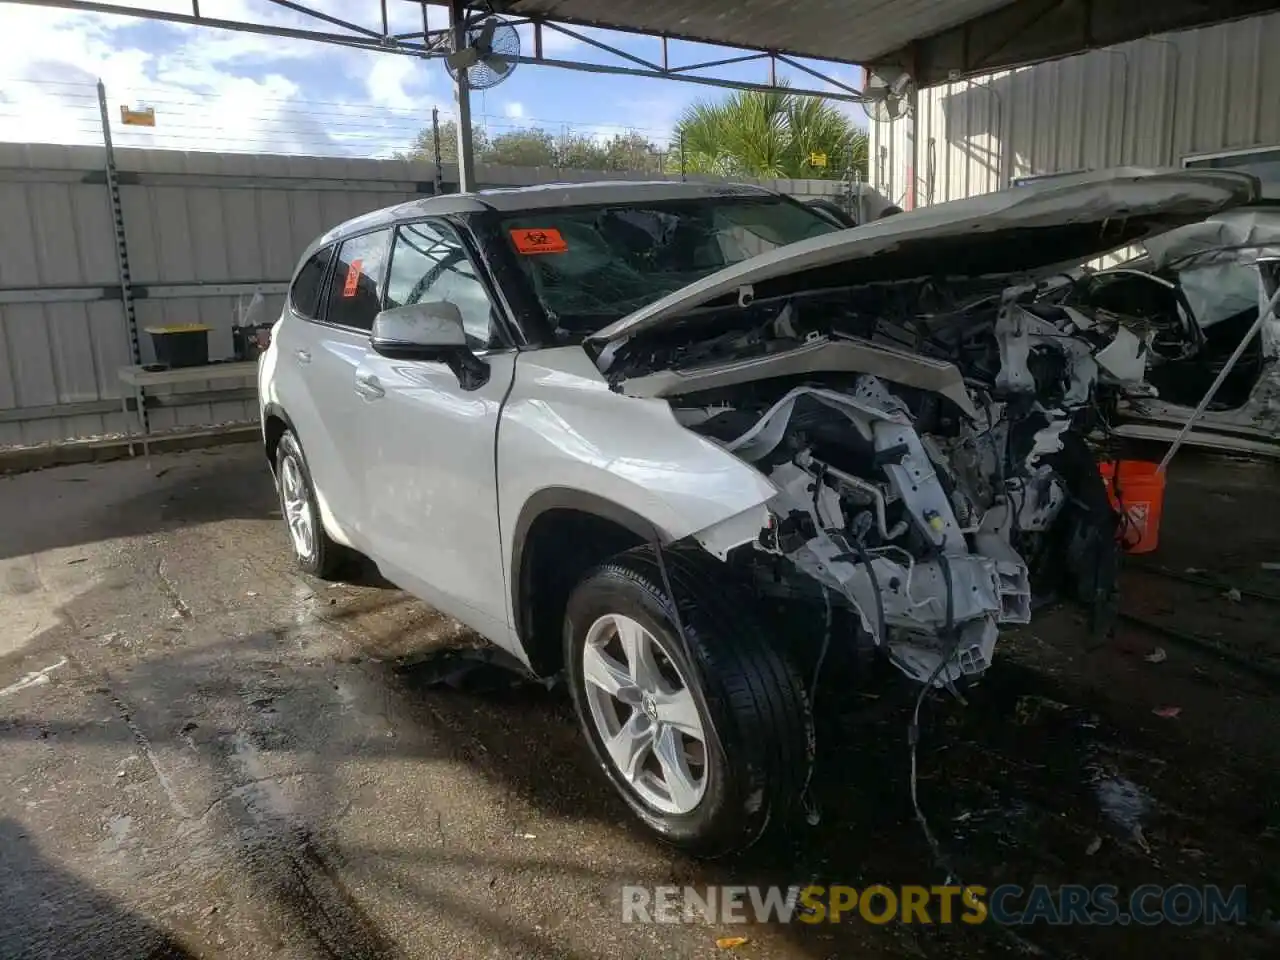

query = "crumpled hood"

[{"left": 588, "top": 168, "right": 1260, "bottom": 347}]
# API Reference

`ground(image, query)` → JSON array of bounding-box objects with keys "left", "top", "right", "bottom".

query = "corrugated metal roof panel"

[{"left": 508, "top": 0, "right": 1013, "bottom": 64}]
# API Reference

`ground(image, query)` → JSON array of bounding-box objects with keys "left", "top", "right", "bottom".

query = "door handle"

[
  {"left": 354, "top": 374, "right": 385, "bottom": 400},
  {"left": 294, "top": 349, "right": 312, "bottom": 364}
]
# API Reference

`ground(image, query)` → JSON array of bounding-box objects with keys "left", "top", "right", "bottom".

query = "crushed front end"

[{"left": 607, "top": 282, "right": 1129, "bottom": 689}]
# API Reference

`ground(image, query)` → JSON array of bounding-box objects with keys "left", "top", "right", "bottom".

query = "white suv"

[{"left": 259, "top": 173, "right": 1256, "bottom": 854}]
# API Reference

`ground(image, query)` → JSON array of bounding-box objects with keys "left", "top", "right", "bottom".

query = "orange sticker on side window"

[
  {"left": 342, "top": 259, "right": 363, "bottom": 297},
  {"left": 509, "top": 228, "right": 567, "bottom": 255}
]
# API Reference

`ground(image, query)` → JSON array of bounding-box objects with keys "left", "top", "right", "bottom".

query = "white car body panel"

[
  {"left": 496, "top": 346, "right": 780, "bottom": 600},
  {"left": 264, "top": 305, "right": 368, "bottom": 547},
  {"left": 354, "top": 348, "right": 519, "bottom": 646}
]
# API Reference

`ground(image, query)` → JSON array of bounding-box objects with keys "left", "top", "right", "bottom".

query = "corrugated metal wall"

[
  {"left": 0, "top": 143, "right": 862, "bottom": 447},
  {"left": 868, "top": 11, "right": 1280, "bottom": 208}
]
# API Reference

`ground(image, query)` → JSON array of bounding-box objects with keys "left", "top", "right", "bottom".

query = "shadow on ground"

[{"left": 0, "top": 818, "right": 196, "bottom": 960}]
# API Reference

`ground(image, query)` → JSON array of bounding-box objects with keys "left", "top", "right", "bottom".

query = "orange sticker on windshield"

[
  {"left": 510, "top": 228, "right": 567, "bottom": 255},
  {"left": 342, "top": 258, "right": 363, "bottom": 297}
]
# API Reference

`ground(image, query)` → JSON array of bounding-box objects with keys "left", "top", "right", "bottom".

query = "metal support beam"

[
  {"left": 264, "top": 0, "right": 383, "bottom": 40},
  {"left": 4, "top": 0, "right": 430, "bottom": 55},
  {"left": 431, "top": 106, "right": 444, "bottom": 195},
  {"left": 449, "top": 0, "right": 475, "bottom": 193}
]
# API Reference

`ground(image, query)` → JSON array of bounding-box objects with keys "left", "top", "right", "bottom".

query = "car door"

[
  {"left": 291, "top": 229, "right": 393, "bottom": 545},
  {"left": 354, "top": 218, "right": 517, "bottom": 643},
  {"left": 271, "top": 243, "right": 334, "bottom": 480}
]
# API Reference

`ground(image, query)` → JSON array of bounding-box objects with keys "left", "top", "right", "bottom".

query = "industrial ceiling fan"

[
  {"left": 444, "top": 14, "right": 521, "bottom": 89},
  {"left": 862, "top": 68, "right": 914, "bottom": 123}
]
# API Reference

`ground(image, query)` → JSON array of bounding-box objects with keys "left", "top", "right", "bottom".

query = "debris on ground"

[
  {"left": 1093, "top": 775, "right": 1151, "bottom": 841},
  {"left": 1085, "top": 836, "right": 1103, "bottom": 856},
  {"left": 1014, "top": 694, "right": 1070, "bottom": 725},
  {"left": 0, "top": 658, "right": 68, "bottom": 699},
  {"left": 1152, "top": 705, "right": 1182, "bottom": 719},
  {"left": 1224, "top": 587, "right": 1242, "bottom": 602},
  {"left": 1144, "top": 647, "right": 1168, "bottom": 664},
  {"left": 715, "top": 937, "right": 749, "bottom": 949}
]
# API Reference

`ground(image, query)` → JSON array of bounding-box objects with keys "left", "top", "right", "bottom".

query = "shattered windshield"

[{"left": 500, "top": 197, "right": 840, "bottom": 334}]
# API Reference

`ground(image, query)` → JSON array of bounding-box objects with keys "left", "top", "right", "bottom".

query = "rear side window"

[
  {"left": 289, "top": 246, "right": 332, "bottom": 320},
  {"left": 324, "top": 230, "right": 392, "bottom": 331}
]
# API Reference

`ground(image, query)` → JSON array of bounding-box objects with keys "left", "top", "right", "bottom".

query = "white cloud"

[
  {"left": 366, "top": 55, "right": 434, "bottom": 111},
  {"left": 0, "top": 4, "right": 444, "bottom": 158},
  {"left": 504, "top": 100, "right": 524, "bottom": 119}
]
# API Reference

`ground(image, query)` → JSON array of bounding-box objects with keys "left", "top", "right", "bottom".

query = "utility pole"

[
  {"left": 449, "top": 0, "right": 475, "bottom": 192},
  {"left": 97, "top": 79, "right": 147, "bottom": 437},
  {"left": 431, "top": 106, "right": 444, "bottom": 194}
]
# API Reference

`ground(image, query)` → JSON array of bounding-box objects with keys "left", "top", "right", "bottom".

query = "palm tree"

[{"left": 672, "top": 86, "right": 867, "bottom": 181}]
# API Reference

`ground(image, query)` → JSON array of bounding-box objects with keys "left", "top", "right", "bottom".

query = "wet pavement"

[{"left": 1, "top": 444, "right": 1279, "bottom": 959}]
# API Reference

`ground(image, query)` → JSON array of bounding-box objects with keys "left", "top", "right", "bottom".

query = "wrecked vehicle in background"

[
  {"left": 261, "top": 170, "right": 1258, "bottom": 855},
  {"left": 1052, "top": 207, "right": 1280, "bottom": 456}
]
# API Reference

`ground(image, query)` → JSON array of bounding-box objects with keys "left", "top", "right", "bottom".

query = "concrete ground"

[{"left": 2, "top": 444, "right": 1279, "bottom": 959}]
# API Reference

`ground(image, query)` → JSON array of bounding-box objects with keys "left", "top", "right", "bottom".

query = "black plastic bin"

[{"left": 146, "top": 324, "right": 210, "bottom": 368}]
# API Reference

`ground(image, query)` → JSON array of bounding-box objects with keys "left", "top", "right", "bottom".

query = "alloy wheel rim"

[
  {"left": 280, "top": 454, "right": 315, "bottom": 560},
  {"left": 582, "top": 613, "right": 708, "bottom": 815}
]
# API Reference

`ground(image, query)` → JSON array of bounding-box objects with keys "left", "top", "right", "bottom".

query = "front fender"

[{"left": 498, "top": 347, "right": 778, "bottom": 577}]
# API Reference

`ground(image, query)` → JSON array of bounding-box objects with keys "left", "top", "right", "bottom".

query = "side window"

[
  {"left": 385, "top": 220, "right": 497, "bottom": 350},
  {"left": 323, "top": 230, "right": 391, "bottom": 331},
  {"left": 289, "top": 246, "right": 332, "bottom": 320}
]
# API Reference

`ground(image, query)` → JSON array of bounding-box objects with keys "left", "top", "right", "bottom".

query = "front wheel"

[{"left": 564, "top": 546, "right": 812, "bottom": 857}]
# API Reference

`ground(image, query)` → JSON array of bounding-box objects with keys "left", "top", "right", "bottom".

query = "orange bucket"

[{"left": 1099, "top": 460, "right": 1166, "bottom": 554}]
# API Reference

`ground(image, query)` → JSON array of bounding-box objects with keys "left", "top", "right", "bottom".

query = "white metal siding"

[{"left": 869, "top": 11, "right": 1280, "bottom": 207}]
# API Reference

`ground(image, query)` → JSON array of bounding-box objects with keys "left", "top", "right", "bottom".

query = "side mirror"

[{"left": 370, "top": 301, "right": 489, "bottom": 389}]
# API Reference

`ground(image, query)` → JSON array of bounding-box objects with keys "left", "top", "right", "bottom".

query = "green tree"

[
  {"left": 555, "top": 130, "right": 610, "bottom": 171},
  {"left": 397, "top": 121, "right": 663, "bottom": 172},
  {"left": 599, "top": 131, "right": 663, "bottom": 172},
  {"left": 396, "top": 119, "right": 491, "bottom": 164},
  {"left": 484, "top": 128, "right": 556, "bottom": 167},
  {"left": 671, "top": 86, "right": 867, "bottom": 180}
]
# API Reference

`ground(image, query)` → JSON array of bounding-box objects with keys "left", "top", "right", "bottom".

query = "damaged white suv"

[{"left": 260, "top": 169, "right": 1258, "bottom": 854}]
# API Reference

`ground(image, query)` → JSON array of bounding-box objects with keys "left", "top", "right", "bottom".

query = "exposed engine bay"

[{"left": 599, "top": 279, "right": 1132, "bottom": 688}]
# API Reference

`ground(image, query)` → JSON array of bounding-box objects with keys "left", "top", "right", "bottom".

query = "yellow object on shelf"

[{"left": 146, "top": 324, "right": 211, "bottom": 368}]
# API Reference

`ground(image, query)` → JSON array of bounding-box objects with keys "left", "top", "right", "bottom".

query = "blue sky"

[{"left": 0, "top": 1, "right": 866, "bottom": 157}]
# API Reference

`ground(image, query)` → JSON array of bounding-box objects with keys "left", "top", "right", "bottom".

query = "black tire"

[
  {"left": 275, "top": 430, "right": 346, "bottom": 579},
  {"left": 564, "top": 545, "right": 813, "bottom": 857}
]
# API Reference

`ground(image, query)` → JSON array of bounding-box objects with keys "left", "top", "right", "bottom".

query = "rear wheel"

[
  {"left": 275, "top": 430, "right": 345, "bottom": 579},
  {"left": 564, "top": 546, "right": 812, "bottom": 857}
]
